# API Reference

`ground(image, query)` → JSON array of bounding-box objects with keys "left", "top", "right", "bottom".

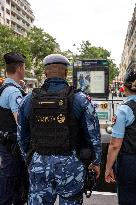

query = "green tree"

[
  {"left": 0, "top": 25, "right": 61, "bottom": 80},
  {"left": 10, "top": 35, "right": 32, "bottom": 68},
  {"left": 0, "top": 25, "right": 32, "bottom": 68},
  {"left": 78, "top": 41, "right": 119, "bottom": 82},
  {"left": 27, "top": 26, "right": 60, "bottom": 81}
]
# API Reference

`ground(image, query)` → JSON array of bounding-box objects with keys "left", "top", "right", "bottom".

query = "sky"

[{"left": 28, "top": 0, "right": 135, "bottom": 66}]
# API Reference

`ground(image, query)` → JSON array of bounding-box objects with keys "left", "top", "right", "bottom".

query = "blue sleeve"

[
  {"left": 74, "top": 92, "right": 102, "bottom": 165},
  {"left": 112, "top": 105, "right": 135, "bottom": 138},
  {"left": 8, "top": 91, "right": 23, "bottom": 112},
  {"left": 17, "top": 94, "right": 32, "bottom": 158}
]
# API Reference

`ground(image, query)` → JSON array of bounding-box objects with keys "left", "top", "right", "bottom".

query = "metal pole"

[{"left": 112, "top": 91, "right": 115, "bottom": 116}]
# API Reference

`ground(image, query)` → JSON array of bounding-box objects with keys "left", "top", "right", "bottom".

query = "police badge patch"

[
  {"left": 16, "top": 96, "right": 23, "bottom": 105},
  {"left": 112, "top": 115, "right": 117, "bottom": 125}
]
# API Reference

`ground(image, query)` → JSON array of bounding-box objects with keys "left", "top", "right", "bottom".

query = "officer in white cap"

[
  {"left": 18, "top": 53, "right": 101, "bottom": 205},
  {"left": 43, "top": 54, "right": 70, "bottom": 66}
]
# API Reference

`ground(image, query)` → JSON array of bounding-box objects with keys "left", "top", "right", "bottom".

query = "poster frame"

[{"left": 73, "top": 60, "right": 109, "bottom": 98}]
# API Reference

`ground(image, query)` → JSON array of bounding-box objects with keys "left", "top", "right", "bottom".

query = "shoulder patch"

[
  {"left": 16, "top": 96, "right": 23, "bottom": 105},
  {"left": 112, "top": 115, "right": 117, "bottom": 125}
]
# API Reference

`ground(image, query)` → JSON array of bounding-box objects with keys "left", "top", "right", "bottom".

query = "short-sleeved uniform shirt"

[
  {"left": 112, "top": 95, "right": 136, "bottom": 139},
  {"left": 0, "top": 78, "right": 23, "bottom": 112}
]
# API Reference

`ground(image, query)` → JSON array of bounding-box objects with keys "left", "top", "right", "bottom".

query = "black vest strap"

[
  {"left": 121, "top": 100, "right": 136, "bottom": 154},
  {"left": 0, "top": 83, "right": 26, "bottom": 97},
  {"left": 0, "top": 82, "right": 26, "bottom": 133},
  {"left": 124, "top": 100, "right": 136, "bottom": 117}
]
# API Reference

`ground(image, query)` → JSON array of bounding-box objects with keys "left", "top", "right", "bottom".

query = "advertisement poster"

[
  {"left": 77, "top": 71, "right": 105, "bottom": 93},
  {"left": 77, "top": 71, "right": 91, "bottom": 92},
  {"left": 90, "top": 71, "right": 105, "bottom": 93}
]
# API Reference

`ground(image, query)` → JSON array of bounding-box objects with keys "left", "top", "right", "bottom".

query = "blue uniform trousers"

[
  {"left": 116, "top": 153, "right": 136, "bottom": 205},
  {"left": 0, "top": 145, "right": 24, "bottom": 205},
  {"left": 28, "top": 152, "right": 86, "bottom": 205}
]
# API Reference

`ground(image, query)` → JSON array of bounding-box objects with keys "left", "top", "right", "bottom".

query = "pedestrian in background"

[
  {"left": 105, "top": 62, "right": 136, "bottom": 205},
  {"left": 119, "top": 85, "right": 125, "bottom": 98}
]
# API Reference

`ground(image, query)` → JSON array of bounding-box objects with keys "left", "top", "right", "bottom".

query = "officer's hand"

[
  {"left": 88, "top": 164, "right": 100, "bottom": 179},
  {"left": 105, "top": 169, "right": 116, "bottom": 183}
]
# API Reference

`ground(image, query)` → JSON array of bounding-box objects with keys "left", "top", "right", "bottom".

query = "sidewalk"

[{"left": 55, "top": 192, "right": 118, "bottom": 205}]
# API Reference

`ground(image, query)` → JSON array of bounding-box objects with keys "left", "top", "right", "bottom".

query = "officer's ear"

[
  {"left": 16, "top": 63, "right": 25, "bottom": 73},
  {"left": 45, "top": 68, "right": 48, "bottom": 78}
]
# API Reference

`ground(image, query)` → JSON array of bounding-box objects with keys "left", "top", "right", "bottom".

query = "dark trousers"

[
  {"left": 0, "top": 145, "right": 27, "bottom": 205},
  {"left": 116, "top": 153, "right": 136, "bottom": 205},
  {"left": 0, "top": 175, "right": 24, "bottom": 205}
]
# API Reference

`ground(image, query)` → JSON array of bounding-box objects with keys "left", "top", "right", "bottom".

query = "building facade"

[
  {"left": 0, "top": 0, "right": 34, "bottom": 35},
  {"left": 119, "top": 4, "right": 136, "bottom": 80}
]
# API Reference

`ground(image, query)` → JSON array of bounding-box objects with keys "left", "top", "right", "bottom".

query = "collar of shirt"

[
  {"left": 125, "top": 95, "right": 136, "bottom": 103},
  {"left": 4, "top": 78, "right": 21, "bottom": 88},
  {"left": 42, "top": 77, "right": 69, "bottom": 92}
]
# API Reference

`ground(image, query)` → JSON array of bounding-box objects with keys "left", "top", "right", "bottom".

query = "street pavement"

[{"left": 55, "top": 192, "right": 118, "bottom": 205}]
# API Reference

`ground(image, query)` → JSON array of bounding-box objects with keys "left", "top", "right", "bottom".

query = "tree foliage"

[
  {"left": 0, "top": 25, "right": 60, "bottom": 80},
  {"left": 27, "top": 26, "right": 60, "bottom": 80},
  {"left": 0, "top": 25, "right": 119, "bottom": 83},
  {"left": 78, "top": 41, "right": 119, "bottom": 82},
  {"left": 0, "top": 25, "right": 32, "bottom": 67}
]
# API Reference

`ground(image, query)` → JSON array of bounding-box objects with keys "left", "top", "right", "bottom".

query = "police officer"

[
  {"left": 105, "top": 62, "right": 136, "bottom": 205},
  {"left": 18, "top": 54, "right": 102, "bottom": 205},
  {"left": 0, "top": 52, "right": 26, "bottom": 205}
]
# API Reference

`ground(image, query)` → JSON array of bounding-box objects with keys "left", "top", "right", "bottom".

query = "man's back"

[{"left": 18, "top": 54, "right": 101, "bottom": 205}]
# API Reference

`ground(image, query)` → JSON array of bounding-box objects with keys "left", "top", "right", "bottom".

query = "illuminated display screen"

[{"left": 77, "top": 70, "right": 105, "bottom": 93}]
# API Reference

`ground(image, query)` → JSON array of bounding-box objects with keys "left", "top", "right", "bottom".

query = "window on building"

[
  {"left": 1, "top": 6, "right": 4, "bottom": 11},
  {"left": 11, "top": 12, "right": 15, "bottom": 17},
  {"left": 17, "top": 25, "right": 21, "bottom": 30},
  {"left": 6, "top": 19, "right": 10, "bottom": 24},
  {"left": 11, "top": 22, "right": 15, "bottom": 26},
  {"left": 6, "top": 9, "right": 10, "bottom": 15},
  {"left": 22, "top": 12, "right": 25, "bottom": 18},
  {"left": 20, "top": 3, "right": 23, "bottom": 7},
  {"left": 17, "top": 7, "right": 20, "bottom": 12},
  {"left": 6, "top": 0, "right": 10, "bottom": 5}
]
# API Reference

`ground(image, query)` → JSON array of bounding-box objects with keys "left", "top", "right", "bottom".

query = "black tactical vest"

[
  {"left": 30, "top": 86, "right": 82, "bottom": 155},
  {"left": 121, "top": 100, "right": 136, "bottom": 154},
  {"left": 0, "top": 83, "right": 26, "bottom": 133}
]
